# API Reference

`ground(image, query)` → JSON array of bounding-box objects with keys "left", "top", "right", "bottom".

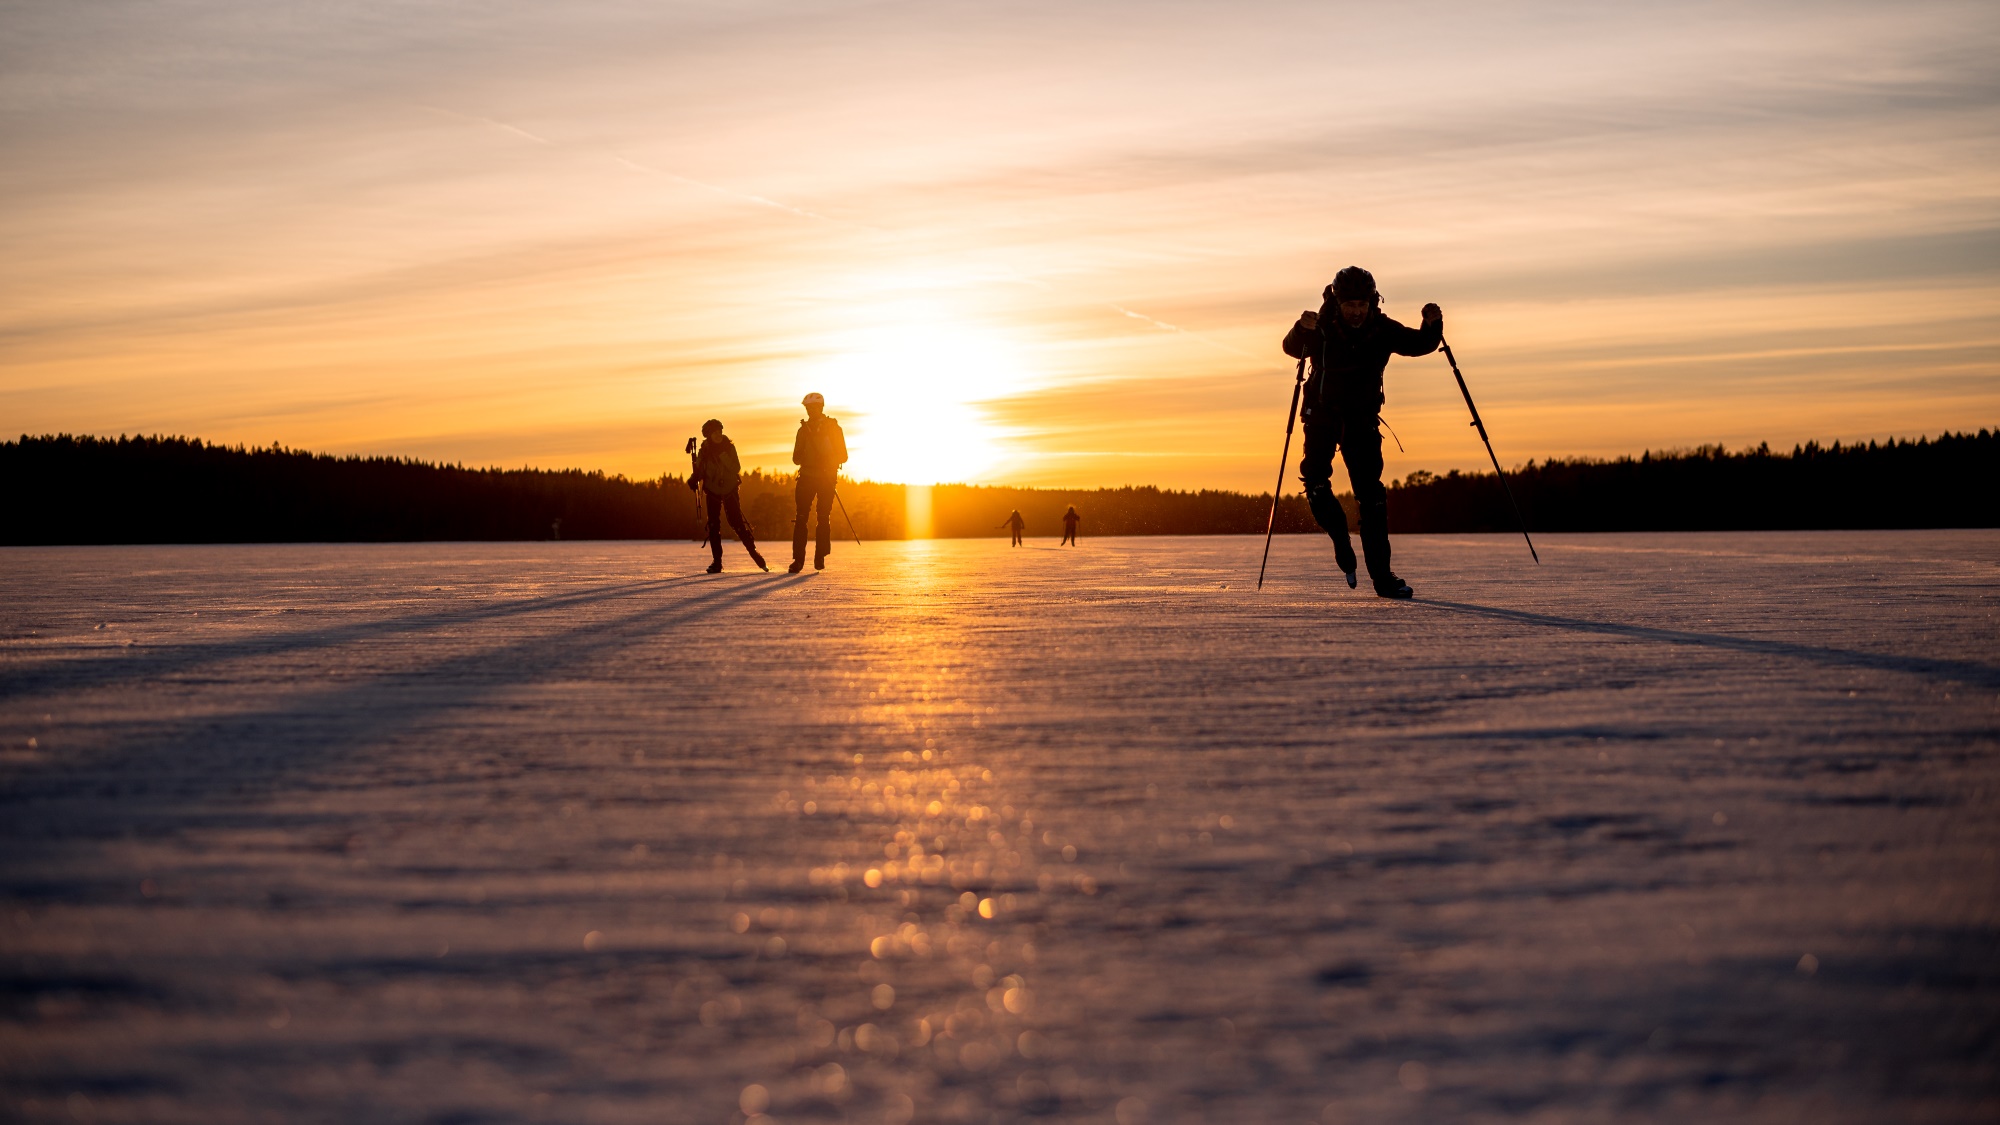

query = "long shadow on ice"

[
  {"left": 1419, "top": 599, "right": 2000, "bottom": 690},
  {"left": 0, "top": 575, "right": 713, "bottom": 704},
  {"left": 0, "top": 576, "right": 799, "bottom": 857}
]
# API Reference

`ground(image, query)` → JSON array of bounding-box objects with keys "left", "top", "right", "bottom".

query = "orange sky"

[{"left": 3, "top": 1, "right": 1996, "bottom": 490}]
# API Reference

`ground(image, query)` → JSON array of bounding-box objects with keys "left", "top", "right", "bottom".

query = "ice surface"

[{"left": 2, "top": 532, "right": 1996, "bottom": 1124}]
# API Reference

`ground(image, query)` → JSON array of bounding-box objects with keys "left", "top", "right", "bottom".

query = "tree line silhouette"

[
  {"left": 4, "top": 430, "right": 1993, "bottom": 545},
  {"left": 1385, "top": 431, "right": 1998, "bottom": 533}
]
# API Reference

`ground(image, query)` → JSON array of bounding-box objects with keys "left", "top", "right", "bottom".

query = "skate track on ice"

[{"left": 2, "top": 532, "right": 1995, "bottom": 1124}]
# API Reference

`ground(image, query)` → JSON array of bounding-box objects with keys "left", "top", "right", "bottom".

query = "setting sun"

[{"left": 807, "top": 310, "right": 1032, "bottom": 486}]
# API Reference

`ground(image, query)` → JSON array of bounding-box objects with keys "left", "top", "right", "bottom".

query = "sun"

[{"left": 806, "top": 314, "right": 1027, "bottom": 486}]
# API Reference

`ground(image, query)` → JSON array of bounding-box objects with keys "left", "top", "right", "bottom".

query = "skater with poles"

[
  {"left": 687, "top": 419, "right": 768, "bottom": 573},
  {"left": 789, "top": 392, "right": 849, "bottom": 573},
  {"left": 999, "top": 509, "right": 1026, "bottom": 547},
  {"left": 1278, "top": 266, "right": 1441, "bottom": 598}
]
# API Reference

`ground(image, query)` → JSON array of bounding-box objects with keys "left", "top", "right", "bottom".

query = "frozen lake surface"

[{"left": 2, "top": 532, "right": 1996, "bottom": 1124}]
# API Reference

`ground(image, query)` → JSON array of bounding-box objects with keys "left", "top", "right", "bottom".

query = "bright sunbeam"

[{"left": 807, "top": 308, "right": 1030, "bottom": 486}]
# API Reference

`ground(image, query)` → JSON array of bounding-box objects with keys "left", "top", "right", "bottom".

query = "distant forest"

[{"left": 5, "top": 429, "right": 1995, "bottom": 545}]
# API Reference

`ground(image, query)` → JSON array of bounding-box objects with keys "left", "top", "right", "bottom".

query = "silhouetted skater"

[
  {"left": 688, "top": 420, "right": 767, "bottom": 574},
  {"left": 790, "top": 392, "right": 848, "bottom": 573},
  {"left": 1061, "top": 506, "right": 1080, "bottom": 545},
  {"left": 999, "top": 510, "right": 1025, "bottom": 546},
  {"left": 1282, "top": 266, "right": 1440, "bottom": 598}
]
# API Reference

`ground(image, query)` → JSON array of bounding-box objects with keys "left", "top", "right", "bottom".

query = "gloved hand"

[
  {"left": 686, "top": 479, "right": 699, "bottom": 492},
  {"left": 1421, "top": 303, "right": 1442, "bottom": 326},
  {"left": 1282, "top": 310, "right": 1321, "bottom": 359}
]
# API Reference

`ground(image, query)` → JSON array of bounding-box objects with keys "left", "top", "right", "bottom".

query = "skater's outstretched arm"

[{"left": 1387, "top": 303, "right": 1444, "bottom": 357}]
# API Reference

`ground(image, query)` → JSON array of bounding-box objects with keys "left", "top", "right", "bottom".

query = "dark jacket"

[
  {"left": 691, "top": 435, "right": 742, "bottom": 495},
  {"left": 792, "top": 414, "right": 848, "bottom": 475},
  {"left": 1285, "top": 305, "right": 1441, "bottom": 422}
]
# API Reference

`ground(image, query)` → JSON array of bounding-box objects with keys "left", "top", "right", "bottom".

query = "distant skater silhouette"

[
  {"left": 790, "top": 392, "right": 849, "bottom": 573},
  {"left": 999, "top": 510, "right": 1025, "bottom": 546},
  {"left": 688, "top": 419, "right": 767, "bottom": 573},
  {"left": 1283, "top": 266, "right": 1441, "bottom": 598},
  {"left": 1061, "top": 505, "right": 1079, "bottom": 545}
]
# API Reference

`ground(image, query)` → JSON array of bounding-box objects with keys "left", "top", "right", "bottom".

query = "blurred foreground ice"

[{"left": 2, "top": 533, "right": 1996, "bottom": 1124}]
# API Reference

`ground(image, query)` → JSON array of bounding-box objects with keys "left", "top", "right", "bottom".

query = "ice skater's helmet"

[
  {"left": 802, "top": 392, "right": 825, "bottom": 410},
  {"left": 1331, "top": 265, "right": 1378, "bottom": 302},
  {"left": 701, "top": 418, "right": 723, "bottom": 436}
]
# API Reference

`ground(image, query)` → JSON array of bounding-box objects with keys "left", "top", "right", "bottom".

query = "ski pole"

[
  {"left": 1256, "top": 355, "right": 1308, "bottom": 590},
  {"left": 1440, "top": 340, "right": 1539, "bottom": 564},
  {"left": 833, "top": 487, "right": 863, "bottom": 547}
]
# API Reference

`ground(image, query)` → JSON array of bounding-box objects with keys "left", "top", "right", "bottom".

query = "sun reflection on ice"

[
  {"left": 777, "top": 744, "right": 1103, "bottom": 1116},
  {"left": 730, "top": 556, "right": 1103, "bottom": 1120}
]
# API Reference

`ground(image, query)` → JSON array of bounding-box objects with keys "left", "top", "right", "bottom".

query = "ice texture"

[{"left": 2, "top": 532, "right": 1996, "bottom": 1124}]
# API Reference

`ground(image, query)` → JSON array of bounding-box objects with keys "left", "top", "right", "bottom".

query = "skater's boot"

[
  {"left": 813, "top": 552, "right": 826, "bottom": 571},
  {"left": 747, "top": 548, "right": 768, "bottom": 572},
  {"left": 706, "top": 560, "right": 724, "bottom": 574},
  {"left": 1374, "top": 576, "right": 1414, "bottom": 599},
  {"left": 707, "top": 537, "right": 724, "bottom": 574},
  {"left": 787, "top": 556, "right": 805, "bottom": 574},
  {"left": 741, "top": 530, "right": 768, "bottom": 572},
  {"left": 1306, "top": 482, "right": 1360, "bottom": 588}
]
